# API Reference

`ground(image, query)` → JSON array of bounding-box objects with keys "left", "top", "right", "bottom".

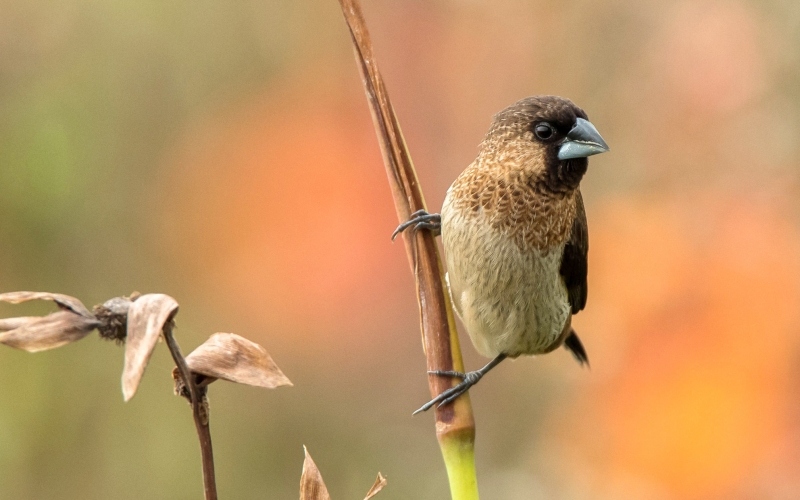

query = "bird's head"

[{"left": 480, "top": 95, "right": 609, "bottom": 193}]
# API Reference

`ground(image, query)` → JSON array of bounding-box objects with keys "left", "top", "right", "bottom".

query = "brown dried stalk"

[
  {"left": 336, "top": 3, "right": 479, "bottom": 497},
  {"left": 336, "top": 2, "right": 481, "bottom": 497},
  {"left": 163, "top": 320, "right": 218, "bottom": 500},
  {"left": 337, "top": 0, "right": 474, "bottom": 438}
]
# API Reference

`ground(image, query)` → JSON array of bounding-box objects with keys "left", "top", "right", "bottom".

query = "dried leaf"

[
  {"left": 0, "top": 311, "right": 98, "bottom": 352},
  {"left": 122, "top": 293, "right": 179, "bottom": 401},
  {"left": 0, "top": 291, "right": 92, "bottom": 317},
  {"left": 300, "top": 447, "right": 331, "bottom": 500},
  {"left": 182, "top": 333, "right": 292, "bottom": 389},
  {"left": 0, "top": 317, "right": 39, "bottom": 333},
  {"left": 363, "top": 473, "right": 387, "bottom": 500}
]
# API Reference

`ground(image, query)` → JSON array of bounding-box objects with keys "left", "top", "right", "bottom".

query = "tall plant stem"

[
  {"left": 163, "top": 321, "right": 218, "bottom": 500},
  {"left": 336, "top": 1, "right": 479, "bottom": 499}
]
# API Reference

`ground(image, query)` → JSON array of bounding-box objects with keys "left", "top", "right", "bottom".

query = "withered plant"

[
  {"left": 0, "top": 291, "right": 293, "bottom": 500},
  {"left": 1, "top": 291, "right": 387, "bottom": 499}
]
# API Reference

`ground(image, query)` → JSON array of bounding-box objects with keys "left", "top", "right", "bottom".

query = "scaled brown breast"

[{"left": 447, "top": 156, "right": 577, "bottom": 254}]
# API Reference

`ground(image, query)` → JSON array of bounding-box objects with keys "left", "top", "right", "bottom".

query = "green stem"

[{"left": 439, "top": 431, "right": 479, "bottom": 500}]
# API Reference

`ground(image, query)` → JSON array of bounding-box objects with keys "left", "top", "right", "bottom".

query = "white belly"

[{"left": 442, "top": 201, "right": 571, "bottom": 358}]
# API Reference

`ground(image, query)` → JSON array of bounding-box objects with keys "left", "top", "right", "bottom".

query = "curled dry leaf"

[
  {"left": 122, "top": 294, "right": 179, "bottom": 401},
  {"left": 179, "top": 332, "right": 292, "bottom": 389},
  {"left": 300, "top": 447, "right": 331, "bottom": 500},
  {"left": 0, "top": 292, "right": 99, "bottom": 352},
  {"left": 0, "top": 291, "right": 93, "bottom": 317},
  {"left": 0, "top": 311, "right": 99, "bottom": 352},
  {"left": 363, "top": 473, "right": 387, "bottom": 500}
]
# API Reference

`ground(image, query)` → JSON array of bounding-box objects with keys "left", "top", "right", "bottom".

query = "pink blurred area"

[{"left": 1, "top": 1, "right": 799, "bottom": 499}]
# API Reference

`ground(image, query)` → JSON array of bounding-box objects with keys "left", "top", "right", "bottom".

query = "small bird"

[{"left": 393, "top": 96, "right": 609, "bottom": 413}]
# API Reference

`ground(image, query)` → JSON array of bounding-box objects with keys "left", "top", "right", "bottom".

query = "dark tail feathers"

[{"left": 564, "top": 329, "right": 589, "bottom": 368}]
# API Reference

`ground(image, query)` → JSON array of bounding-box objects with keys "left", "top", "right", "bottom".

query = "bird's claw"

[
  {"left": 392, "top": 210, "right": 441, "bottom": 241},
  {"left": 412, "top": 369, "right": 483, "bottom": 415}
]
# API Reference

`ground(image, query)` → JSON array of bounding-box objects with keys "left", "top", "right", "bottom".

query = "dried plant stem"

[
  {"left": 163, "top": 320, "right": 218, "bottom": 500},
  {"left": 336, "top": 1, "right": 479, "bottom": 499}
]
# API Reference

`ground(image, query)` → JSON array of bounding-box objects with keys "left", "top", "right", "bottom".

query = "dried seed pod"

[
  {"left": 300, "top": 447, "right": 331, "bottom": 500},
  {"left": 0, "top": 292, "right": 99, "bottom": 352},
  {"left": 180, "top": 333, "right": 292, "bottom": 389},
  {"left": 122, "top": 294, "right": 179, "bottom": 401},
  {"left": 93, "top": 296, "right": 134, "bottom": 343}
]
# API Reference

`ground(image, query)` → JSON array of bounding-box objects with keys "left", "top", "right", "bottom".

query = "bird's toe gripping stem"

[
  {"left": 412, "top": 369, "right": 483, "bottom": 415},
  {"left": 413, "top": 354, "right": 506, "bottom": 415},
  {"left": 391, "top": 210, "right": 441, "bottom": 241}
]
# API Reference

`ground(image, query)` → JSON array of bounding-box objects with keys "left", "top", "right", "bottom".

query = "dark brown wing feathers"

[
  {"left": 560, "top": 192, "right": 590, "bottom": 367},
  {"left": 560, "top": 191, "right": 588, "bottom": 314}
]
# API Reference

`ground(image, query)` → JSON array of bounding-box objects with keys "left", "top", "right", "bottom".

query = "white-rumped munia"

[{"left": 393, "top": 96, "right": 609, "bottom": 414}]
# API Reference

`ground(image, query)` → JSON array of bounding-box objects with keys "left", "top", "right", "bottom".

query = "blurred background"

[{"left": 1, "top": 0, "right": 799, "bottom": 498}]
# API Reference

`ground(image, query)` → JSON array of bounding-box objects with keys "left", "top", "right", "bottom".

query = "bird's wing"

[{"left": 559, "top": 190, "right": 588, "bottom": 314}]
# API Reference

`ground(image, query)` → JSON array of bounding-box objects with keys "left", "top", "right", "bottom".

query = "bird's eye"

[{"left": 534, "top": 122, "right": 555, "bottom": 140}]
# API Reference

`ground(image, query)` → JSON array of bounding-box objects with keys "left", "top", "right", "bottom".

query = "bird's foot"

[
  {"left": 412, "top": 354, "right": 506, "bottom": 415},
  {"left": 391, "top": 210, "right": 441, "bottom": 241},
  {"left": 412, "top": 370, "right": 483, "bottom": 415}
]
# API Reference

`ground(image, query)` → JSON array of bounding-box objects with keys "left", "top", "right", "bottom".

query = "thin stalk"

[
  {"left": 163, "top": 321, "right": 218, "bottom": 500},
  {"left": 336, "top": 2, "right": 479, "bottom": 499}
]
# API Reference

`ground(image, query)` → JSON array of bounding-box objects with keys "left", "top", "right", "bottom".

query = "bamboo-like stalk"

[{"left": 336, "top": 2, "right": 479, "bottom": 499}]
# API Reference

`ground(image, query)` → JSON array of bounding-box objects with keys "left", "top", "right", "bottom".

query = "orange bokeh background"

[{"left": 1, "top": 1, "right": 799, "bottom": 499}]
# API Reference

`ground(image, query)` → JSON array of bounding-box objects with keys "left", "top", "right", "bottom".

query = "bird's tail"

[{"left": 564, "top": 329, "right": 589, "bottom": 368}]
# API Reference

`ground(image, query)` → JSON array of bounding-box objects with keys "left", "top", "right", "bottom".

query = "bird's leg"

[
  {"left": 392, "top": 209, "right": 441, "bottom": 241},
  {"left": 413, "top": 354, "right": 507, "bottom": 415}
]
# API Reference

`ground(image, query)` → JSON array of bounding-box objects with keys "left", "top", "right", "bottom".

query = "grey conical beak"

[{"left": 558, "top": 118, "right": 610, "bottom": 160}]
